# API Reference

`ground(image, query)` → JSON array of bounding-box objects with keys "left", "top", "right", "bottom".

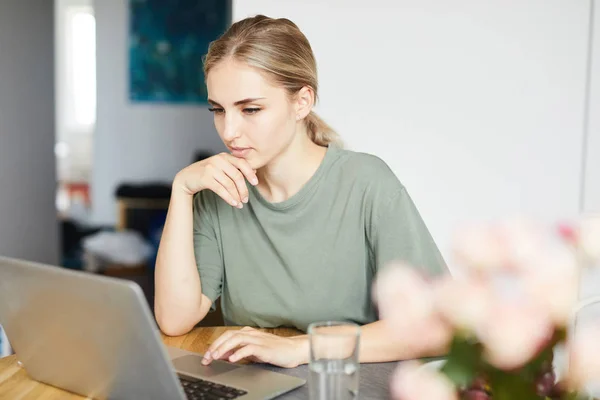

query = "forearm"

[
  {"left": 293, "top": 320, "right": 448, "bottom": 365},
  {"left": 356, "top": 320, "right": 447, "bottom": 363},
  {"left": 154, "top": 187, "right": 206, "bottom": 335}
]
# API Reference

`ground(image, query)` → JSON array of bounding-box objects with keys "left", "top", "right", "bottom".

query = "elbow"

[
  {"left": 156, "top": 315, "right": 194, "bottom": 337},
  {"left": 161, "top": 325, "right": 192, "bottom": 337},
  {"left": 154, "top": 308, "right": 196, "bottom": 337},
  {"left": 154, "top": 293, "right": 209, "bottom": 336}
]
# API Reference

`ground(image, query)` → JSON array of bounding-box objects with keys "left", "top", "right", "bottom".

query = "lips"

[{"left": 229, "top": 147, "right": 251, "bottom": 157}]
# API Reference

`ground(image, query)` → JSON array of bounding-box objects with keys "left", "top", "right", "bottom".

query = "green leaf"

[
  {"left": 522, "top": 328, "right": 565, "bottom": 381},
  {"left": 440, "top": 335, "right": 482, "bottom": 388},
  {"left": 487, "top": 368, "right": 543, "bottom": 400},
  {"left": 522, "top": 342, "right": 554, "bottom": 379}
]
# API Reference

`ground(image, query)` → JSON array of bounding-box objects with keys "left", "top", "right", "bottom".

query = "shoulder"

[
  {"left": 192, "top": 189, "right": 222, "bottom": 223},
  {"left": 329, "top": 146, "right": 405, "bottom": 195},
  {"left": 193, "top": 189, "right": 219, "bottom": 209}
]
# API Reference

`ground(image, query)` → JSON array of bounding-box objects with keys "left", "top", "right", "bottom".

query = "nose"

[{"left": 221, "top": 113, "right": 241, "bottom": 142}]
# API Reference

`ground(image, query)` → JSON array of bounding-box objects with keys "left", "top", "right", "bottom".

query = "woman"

[{"left": 154, "top": 15, "right": 448, "bottom": 368}]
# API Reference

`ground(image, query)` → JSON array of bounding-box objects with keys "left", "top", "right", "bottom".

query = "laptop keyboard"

[{"left": 179, "top": 374, "right": 248, "bottom": 399}]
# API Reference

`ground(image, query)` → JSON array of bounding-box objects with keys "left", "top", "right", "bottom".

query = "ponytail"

[{"left": 305, "top": 111, "right": 343, "bottom": 147}]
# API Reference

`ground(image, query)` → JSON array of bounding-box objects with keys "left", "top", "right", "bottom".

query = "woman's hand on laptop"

[{"left": 201, "top": 327, "right": 309, "bottom": 368}]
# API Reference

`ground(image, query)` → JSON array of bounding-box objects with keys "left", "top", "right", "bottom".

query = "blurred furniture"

[
  {"left": 116, "top": 197, "right": 170, "bottom": 232},
  {"left": 59, "top": 218, "right": 107, "bottom": 270},
  {"left": 102, "top": 182, "right": 171, "bottom": 310},
  {"left": 115, "top": 182, "right": 171, "bottom": 235}
]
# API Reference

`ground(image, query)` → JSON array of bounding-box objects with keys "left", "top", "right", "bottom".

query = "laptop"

[{"left": 0, "top": 256, "right": 306, "bottom": 399}]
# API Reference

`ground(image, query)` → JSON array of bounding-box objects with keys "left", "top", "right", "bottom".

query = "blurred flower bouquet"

[{"left": 375, "top": 217, "right": 600, "bottom": 400}]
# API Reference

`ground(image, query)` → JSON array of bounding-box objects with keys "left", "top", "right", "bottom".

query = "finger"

[
  {"left": 225, "top": 154, "right": 258, "bottom": 186},
  {"left": 203, "top": 330, "right": 238, "bottom": 362},
  {"left": 213, "top": 328, "right": 263, "bottom": 358},
  {"left": 205, "top": 179, "right": 239, "bottom": 208},
  {"left": 202, "top": 351, "right": 236, "bottom": 365},
  {"left": 217, "top": 160, "right": 249, "bottom": 204},
  {"left": 203, "top": 329, "right": 257, "bottom": 361},
  {"left": 212, "top": 171, "right": 243, "bottom": 208},
  {"left": 218, "top": 349, "right": 236, "bottom": 361},
  {"left": 229, "top": 344, "right": 267, "bottom": 363},
  {"left": 211, "top": 334, "right": 261, "bottom": 362},
  {"left": 203, "top": 348, "right": 236, "bottom": 365}
]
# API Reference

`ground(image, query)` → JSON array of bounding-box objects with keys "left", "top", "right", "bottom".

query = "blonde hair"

[{"left": 203, "top": 15, "right": 341, "bottom": 147}]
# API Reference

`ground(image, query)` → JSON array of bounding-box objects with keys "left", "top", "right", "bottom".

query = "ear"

[{"left": 294, "top": 86, "right": 315, "bottom": 120}]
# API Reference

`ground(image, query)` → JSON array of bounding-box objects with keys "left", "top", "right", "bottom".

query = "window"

[
  {"left": 65, "top": 6, "right": 96, "bottom": 129},
  {"left": 54, "top": 0, "right": 96, "bottom": 183}
]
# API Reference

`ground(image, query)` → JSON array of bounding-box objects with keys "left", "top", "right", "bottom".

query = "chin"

[
  {"left": 238, "top": 153, "right": 261, "bottom": 170},
  {"left": 247, "top": 158, "right": 265, "bottom": 171},
  {"left": 245, "top": 147, "right": 279, "bottom": 171}
]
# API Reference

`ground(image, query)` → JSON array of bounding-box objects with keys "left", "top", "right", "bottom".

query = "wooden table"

[{"left": 0, "top": 326, "right": 395, "bottom": 399}]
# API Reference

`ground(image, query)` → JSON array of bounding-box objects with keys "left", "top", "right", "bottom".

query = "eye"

[
  {"left": 243, "top": 107, "right": 261, "bottom": 115},
  {"left": 208, "top": 107, "right": 224, "bottom": 115}
]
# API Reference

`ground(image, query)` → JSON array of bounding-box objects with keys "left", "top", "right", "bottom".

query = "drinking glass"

[{"left": 307, "top": 321, "right": 360, "bottom": 400}]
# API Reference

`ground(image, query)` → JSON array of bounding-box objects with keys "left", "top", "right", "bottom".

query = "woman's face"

[{"left": 206, "top": 59, "right": 301, "bottom": 170}]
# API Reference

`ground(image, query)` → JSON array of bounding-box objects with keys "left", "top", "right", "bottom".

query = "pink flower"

[
  {"left": 374, "top": 262, "right": 453, "bottom": 356},
  {"left": 390, "top": 361, "right": 458, "bottom": 400},
  {"left": 495, "top": 219, "right": 546, "bottom": 274},
  {"left": 400, "top": 315, "right": 454, "bottom": 358},
  {"left": 453, "top": 219, "right": 548, "bottom": 276},
  {"left": 478, "top": 301, "right": 554, "bottom": 370},
  {"left": 433, "top": 276, "right": 491, "bottom": 334},
  {"left": 523, "top": 248, "right": 578, "bottom": 326},
  {"left": 452, "top": 224, "right": 505, "bottom": 273},
  {"left": 567, "top": 324, "right": 600, "bottom": 390},
  {"left": 373, "top": 262, "right": 435, "bottom": 331},
  {"left": 557, "top": 223, "right": 578, "bottom": 245}
]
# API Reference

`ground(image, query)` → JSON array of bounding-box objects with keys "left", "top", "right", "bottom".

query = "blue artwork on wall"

[{"left": 128, "top": 0, "right": 230, "bottom": 104}]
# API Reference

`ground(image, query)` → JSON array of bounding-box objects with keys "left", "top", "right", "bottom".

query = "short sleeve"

[
  {"left": 193, "top": 191, "right": 224, "bottom": 311},
  {"left": 369, "top": 186, "right": 448, "bottom": 277}
]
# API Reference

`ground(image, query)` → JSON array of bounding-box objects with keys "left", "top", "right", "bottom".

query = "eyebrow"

[{"left": 207, "top": 97, "right": 266, "bottom": 107}]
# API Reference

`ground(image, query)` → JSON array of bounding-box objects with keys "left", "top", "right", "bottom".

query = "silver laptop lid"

[{"left": 0, "top": 256, "right": 186, "bottom": 400}]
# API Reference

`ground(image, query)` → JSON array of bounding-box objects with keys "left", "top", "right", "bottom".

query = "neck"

[{"left": 256, "top": 130, "right": 327, "bottom": 203}]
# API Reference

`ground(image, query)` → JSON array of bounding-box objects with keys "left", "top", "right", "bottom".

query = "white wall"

[
  {"left": 93, "top": 0, "right": 226, "bottom": 225},
  {"left": 0, "top": 0, "right": 59, "bottom": 264},
  {"left": 583, "top": 2, "right": 600, "bottom": 214},
  {"left": 235, "top": 0, "right": 591, "bottom": 263}
]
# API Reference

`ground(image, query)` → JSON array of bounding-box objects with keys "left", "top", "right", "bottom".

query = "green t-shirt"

[{"left": 193, "top": 145, "right": 447, "bottom": 332}]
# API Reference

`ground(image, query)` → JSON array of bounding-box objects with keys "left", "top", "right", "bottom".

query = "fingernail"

[
  {"left": 242, "top": 197, "right": 248, "bottom": 203},
  {"left": 237, "top": 203, "right": 243, "bottom": 209},
  {"left": 229, "top": 355, "right": 236, "bottom": 362},
  {"left": 252, "top": 178, "right": 258, "bottom": 185},
  {"left": 203, "top": 351, "right": 211, "bottom": 359},
  {"left": 231, "top": 200, "right": 238, "bottom": 207},
  {"left": 212, "top": 351, "right": 219, "bottom": 359}
]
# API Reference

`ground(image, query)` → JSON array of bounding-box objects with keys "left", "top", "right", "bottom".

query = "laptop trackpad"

[{"left": 172, "top": 355, "right": 241, "bottom": 378}]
